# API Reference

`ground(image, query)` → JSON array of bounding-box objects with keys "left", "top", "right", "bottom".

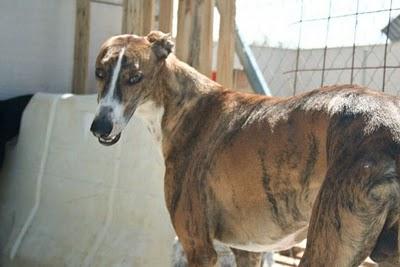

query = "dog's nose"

[{"left": 90, "top": 115, "right": 113, "bottom": 138}]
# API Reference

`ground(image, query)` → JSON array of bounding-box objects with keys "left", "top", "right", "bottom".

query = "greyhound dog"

[{"left": 90, "top": 31, "right": 400, "bottom": 267}]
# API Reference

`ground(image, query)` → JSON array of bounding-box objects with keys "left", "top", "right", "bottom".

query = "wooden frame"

[
  {"left": 176, "top": 0, "right": 214, "bottom": 77},
  {"left": 122, "top": 0, "right": 154, "bottom": 35},
  {"left": 159, "top": 0, "right": 174, "bottom": 33},
  {"left": 72, "top": 0, "right": 236, "bottom": 94},
  {"left": 72, "top": 0, "right": 90, "bottom": 94},
  {"left": 216, "top": 0, "right": 235, "bottom": 88}
]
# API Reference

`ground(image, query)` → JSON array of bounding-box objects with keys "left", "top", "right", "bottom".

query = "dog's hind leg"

[
  {"left": 299, "top": 153, "right": 400, "bottom": 267},
  {"left": 370, "top": 156, "right": 400, "bottom": 267},
  {"left": 230, "top": 248, "right": 263, "bottom": 267},
  {"left": 370, "top": 219, "right": 400, "bottom": 267}
]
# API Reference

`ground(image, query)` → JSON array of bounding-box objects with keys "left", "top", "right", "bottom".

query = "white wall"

[
  {"left": 0, "top": 0, "right": 122, "bottom": 100},
  {"left": 0, "top": 0, "right": 75, "bottom": 99}
]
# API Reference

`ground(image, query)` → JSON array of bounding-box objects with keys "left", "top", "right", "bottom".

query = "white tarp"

[{"left": 0, "top": 93, "right": 175, "bottom": 266}]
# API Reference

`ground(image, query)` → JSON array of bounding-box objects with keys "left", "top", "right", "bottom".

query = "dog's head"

[{"left": 90, "top": 31, "right": 173, "bottom": 146}]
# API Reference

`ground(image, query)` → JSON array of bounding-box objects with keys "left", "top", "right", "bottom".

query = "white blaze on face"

[{"left": 95, "top": 47, "right": 126, "bottom": 136}]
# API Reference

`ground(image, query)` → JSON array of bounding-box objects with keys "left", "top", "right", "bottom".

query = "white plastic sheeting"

[{"left": 0, "top": 93, "right": 175, "bottom": 266}]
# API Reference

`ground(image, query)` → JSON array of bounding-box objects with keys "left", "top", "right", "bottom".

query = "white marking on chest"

[
  {"left": 135, "top": 100, "right": 165, "bottom": 151},
  {"left": 222, "top": 225, "right": 308, "bottom": 252}
]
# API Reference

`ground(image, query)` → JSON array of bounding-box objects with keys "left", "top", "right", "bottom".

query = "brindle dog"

[{"left": 90, "top": 31, "right": 400, "bottom": 267}]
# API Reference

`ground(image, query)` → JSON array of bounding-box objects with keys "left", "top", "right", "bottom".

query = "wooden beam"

[
  {"left": 175, "top": 0, "right": 192, "bottom": 63},
  {"left": 121, "top": 0, "right": 129, "bottom": 33},
  {"left": 72, "top": 0, "right": 91, "bottom": 94},
  {"left": 159, "top": 0, "right": 173, "bottom": 33},
  {"left": 122, "top": 0, "right": 141, "bottom": 34},
  {"left": 142, "top": 0, "right": 154, "bottom": 35},
  {"left": 216, "top": 0, "right": 235, "bottom": 88},
  {"left": 176, "top": 0, "right": 214, "bottom": 77},
  {"left": 122, "top": 0, "right": 154, "bottom": 35},
  {"left": 197, "top": 0, "right": 214, "bottom": 77}
]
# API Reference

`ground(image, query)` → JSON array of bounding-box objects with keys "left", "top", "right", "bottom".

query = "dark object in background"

[{"left": 0, "top": 94, "right": 33, "bottom": 169}]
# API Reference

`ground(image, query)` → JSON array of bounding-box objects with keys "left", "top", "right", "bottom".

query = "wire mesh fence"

[{"left": 246, "top": 0, "right": 400, "bottom": 97}]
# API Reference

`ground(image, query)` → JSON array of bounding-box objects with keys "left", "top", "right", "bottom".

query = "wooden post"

[
  {"left": 216, "top": 0, "right": 235, "bottom": 88},
  {"left": 72, "top": 0, "right": 90, "bottom": 94},
  {"left": 142, "top": 0, "right": 154, "bottom": 35},
  {"left": 176, "top": 0, "right": 214, "bottom": 77},
  {"left": 122, "top": 0, "right": 154, "bottom": 35},
  {"left": 159, "top": 0, "right": 174, "bottom": 33},
  {"left": 122, "top": 0, "right": 130, "bottom": 33},
  {"left": 122, "top": 0, "right": 141, "bottom": 34},
  {"left": 198, "top": 0, "right": 214, "bottom": 77},
  {"left": 175, "top": 0, "right": 192, "bottom": 63}
]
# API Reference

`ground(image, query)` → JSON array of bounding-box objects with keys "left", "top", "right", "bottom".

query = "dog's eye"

[
  {"left": 95, "top": 68, "right": 105, "bottom": 79},
  {"left": 128, "top": 72, "right": 143, "bottom": 85}
]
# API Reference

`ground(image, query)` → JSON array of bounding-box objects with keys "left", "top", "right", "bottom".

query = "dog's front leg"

[
  {"left": 172, "top": 197, "right": 217, "bottom": 267},
  {"left": 165, "top": 174, "right": 217, "bottom": 267}
]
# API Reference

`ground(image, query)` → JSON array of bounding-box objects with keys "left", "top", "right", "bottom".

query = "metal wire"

[
  {"left": 320, "top": 0, "right": 333, "bottom": 87},
  {"left": 292, "top": 0, "right": 304, "bottom": 95},
  {"left": 284, "top": 65, "right": 400, "bottom": 74},
  {"left": 350, "top": 0, "right": 360, "bottom": 85},
  {"left": 291, "top": 7, "right": 400, "bottom": 25},
  {"left": 268, "top": 0, "right": 398, "bottom": 95},
  {"left": 382, "top": 0, "right": 394, "bottom": 92}
]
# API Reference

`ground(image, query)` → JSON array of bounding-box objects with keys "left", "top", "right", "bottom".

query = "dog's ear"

[{"left": 146, "top": 31, "right": 174, "bottom": 60}]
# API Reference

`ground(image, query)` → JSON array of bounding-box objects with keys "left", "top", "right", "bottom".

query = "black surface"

[{"left": 0, "top": 94, "right": 33, "bottom": 169}]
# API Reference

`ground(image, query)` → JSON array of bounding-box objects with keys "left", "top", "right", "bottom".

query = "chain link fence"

[{"left": 245, "top": 0, "right": 400, "bottom": 97}]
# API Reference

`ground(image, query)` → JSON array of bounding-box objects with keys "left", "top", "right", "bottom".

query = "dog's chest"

[{"left": 135, "top": 101, "right": 164, "bottom": 145}]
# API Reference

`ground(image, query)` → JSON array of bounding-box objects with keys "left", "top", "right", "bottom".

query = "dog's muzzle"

[
  {"left": 90, "top": 108, "right": 121, "bottom": 146},
  {"left": 97, "top": 133, "right": 121, "bottom": 146}
]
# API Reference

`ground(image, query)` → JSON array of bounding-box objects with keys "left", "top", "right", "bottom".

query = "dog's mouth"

[{"left": 98, "top": 133, "right": 121, "bottom": 146}]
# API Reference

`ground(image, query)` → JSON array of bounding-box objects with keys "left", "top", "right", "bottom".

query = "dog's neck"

[
  {"left": 165, "top": 55, "right": 222, "bottom": 96},
  {"left": 163, "top": 55, "right": 223, "bottom": 134},
  {"left": 135, "top": 54, "right": 223, "bottom": 154},
  {"left": 144, "top": 54, "right": 222, "bottom": 106}
]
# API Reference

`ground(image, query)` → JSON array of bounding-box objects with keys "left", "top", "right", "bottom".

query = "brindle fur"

[{"left": 92, "top": 31, "right": 400, "bottom": 267}]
